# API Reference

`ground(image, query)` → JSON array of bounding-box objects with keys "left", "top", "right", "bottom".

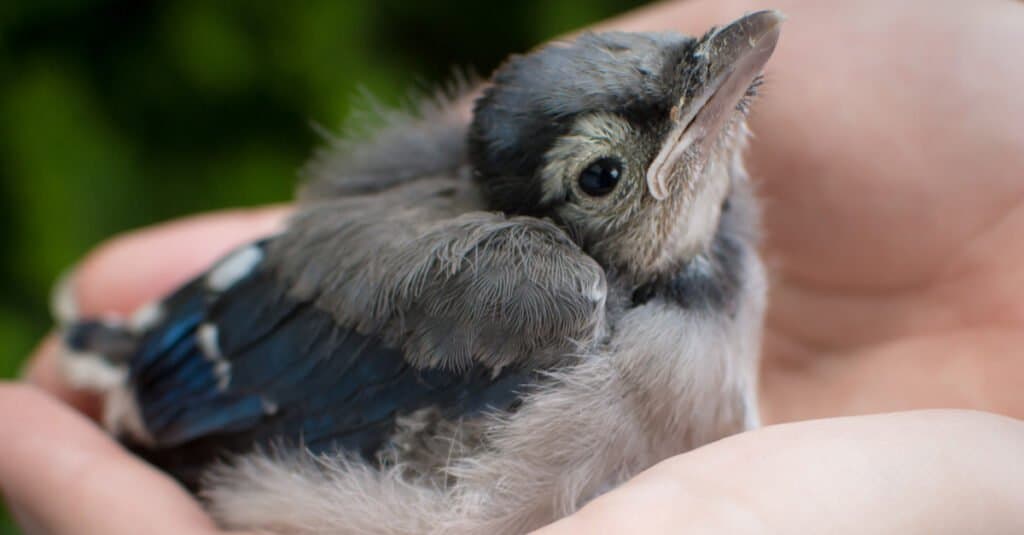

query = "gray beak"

[{"left": 646, "top": 10, "right": 784, "bottom": 200}]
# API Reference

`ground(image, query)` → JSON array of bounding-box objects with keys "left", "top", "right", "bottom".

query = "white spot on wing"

[
  {"left": 131, "top": 301, "right": 165, "bottom": 332},
  {"left": 215, "top": 361, "right": 232, "bottom": 390},
  {"left": 60, "top": 348, "right": 126, "bottom": 390},
  {"left": 197, "top": 322, "right": 232, "bottom": 390},
  {"left": 197, "top": 323, "right": 223, "bottom": 361},
  {"left": 207, "top": 245, "right": 264, "bottom": 291}
]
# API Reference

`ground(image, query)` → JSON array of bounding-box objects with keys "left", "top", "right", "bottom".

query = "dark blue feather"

[{"left": 110, "top": 240, "right": 536, "bottom": 488}]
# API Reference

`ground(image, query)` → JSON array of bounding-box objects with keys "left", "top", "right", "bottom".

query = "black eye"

[{"left": 578, "top": 157, "right": 623, "bottom": 197}]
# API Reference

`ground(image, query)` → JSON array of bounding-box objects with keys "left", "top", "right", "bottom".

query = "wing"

[
  {"left": 273, "top": 181, "right": 608, "bottom": 371},
  {"left": 110, "top": 239, "right": 534, "bottom": 488},
  {"left": 62, "top": 180, "right": 606, "bottom": 488}
]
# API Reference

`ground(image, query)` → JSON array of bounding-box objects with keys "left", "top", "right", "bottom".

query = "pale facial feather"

[
  {"left": 538, "top": 111, "right": 742, "bottom": 278},
  {"left": 539, "top": 112, "right": 640, "bottom": 205}
]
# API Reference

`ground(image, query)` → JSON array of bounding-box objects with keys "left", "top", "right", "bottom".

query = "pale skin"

[{"left": 2, "top": 0, "right": 1023, "bottom": 532}]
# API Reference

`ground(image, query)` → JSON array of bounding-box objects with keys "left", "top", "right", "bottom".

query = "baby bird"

[{"left": 57, "top": 11, "right": 781, "bottom": 534}]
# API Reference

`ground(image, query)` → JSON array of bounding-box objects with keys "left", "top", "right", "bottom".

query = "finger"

[
  {"left": 22, "top": 335, "right": 103, "bottom": 419},
  {"left": 535, "top": 411, "right": 1024, "bottom": 534},
  {"left": 0, "top": 384, "right": 225, "bottom": 535},
  {"left": 25, "top": 206, "right": 290, "bottom": 407},
  {"left": 73, "top": 205, "right": 290, "bottom": 316}
]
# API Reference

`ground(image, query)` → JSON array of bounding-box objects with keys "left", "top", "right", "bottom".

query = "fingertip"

[
  {"left": 22, "top": 335, "right": 103, "bottom": 418},
  {"left": 0, "top": 383, "right": 219, "bottom": 534},
  {"left": 74, "top": 206, "right": 290, "bottom": 316},
  {"left": 30, "top": 206, "right": 290, "bottom": 415}
]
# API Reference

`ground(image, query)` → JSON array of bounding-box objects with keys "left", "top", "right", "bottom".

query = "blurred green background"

[{"left": 0, "top": 0, "right": 647, "bottom": 532}]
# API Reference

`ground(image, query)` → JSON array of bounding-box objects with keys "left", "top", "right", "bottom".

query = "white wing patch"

[
  {"left": 59, "top": 348, "right": 127, "bottom": 391},
  {"left": 197, "top": 323, "right": 223, "bottom": 361},
  {"left": 131, "top": 301, "right": 165, "bottom": 332},
  {"left": 198, "top": 322, "right": 232, "bottom": 390},
  {"left": 207, "top": 245, "right": 264, "bottom": 291}
]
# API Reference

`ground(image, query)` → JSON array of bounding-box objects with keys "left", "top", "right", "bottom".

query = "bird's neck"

[
  {"left": 625, "top": 188, "right": 755, "bottom": 316},
  {"left": 629, "top": 236, "right": 743, "bottom": 314}
]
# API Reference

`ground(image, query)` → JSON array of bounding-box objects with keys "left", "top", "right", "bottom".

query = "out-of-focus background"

[{"left": 0, "top": 0, "right": 647, "bottom": 531}]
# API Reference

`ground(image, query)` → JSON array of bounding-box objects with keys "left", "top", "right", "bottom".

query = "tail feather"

[
  {"left": 65, "top": 320, "right": 138, "bottom": 362},
  {"left": 60, "top": 320, "right": 137, "bottom": 391}
]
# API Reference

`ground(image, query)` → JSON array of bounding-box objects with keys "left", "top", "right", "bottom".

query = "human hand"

[
  {"left": 2, "top": 209, "right": 284, "bottom": 535},
  {"left": 12, "top": 287, "right": 1024, "bottom": 534},
  {"left": 537, "top": 410, "right": 1024, "bottom": 534},
  {"left": 0, "top": 383, "right": 251, "bottom": 535},
  {"left": 5, "top": 0, "right": 1024, "bottom": 532},
  {"left": 10, "top": 326, "right": 1024, "bottom": 533},
  {"left": 604, "top": 0, "right": 1024, "bottom": 422},
  {"left": 4, "top": 393, "right": 1022, "bottom": 535}
]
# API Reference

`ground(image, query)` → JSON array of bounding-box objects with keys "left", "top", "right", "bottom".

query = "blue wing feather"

[{"left": 113, "top": 240, "right": 536, "bottom": 487}]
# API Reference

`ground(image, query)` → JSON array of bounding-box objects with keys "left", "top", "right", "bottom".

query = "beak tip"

[
  {"left": 737, "top": 9, "right": 786, "bottom": 47},
  {"left": 759, "top": 9, "right": 788, "bottom": 23},
  {"left": 745, "top": 9, "right": 787, "bottom": 27},
  {"left": 708, "top": 9, "right": 784, "bottom": 64}
]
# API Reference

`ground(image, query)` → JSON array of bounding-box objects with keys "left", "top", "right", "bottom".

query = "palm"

[
  {"left": 729, "top": 0, "right": 1024, "bottom": 422},
  {"left": 611, "top": 0, "right": 1023, "bottom": 420}
]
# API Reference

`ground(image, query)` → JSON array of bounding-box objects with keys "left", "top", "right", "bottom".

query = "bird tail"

[
  {"left": 58, "top": 320, "right": 136, "bottom": 392},
  {"left": 50, "top": 268, "right": 136, "bottom": 392}
]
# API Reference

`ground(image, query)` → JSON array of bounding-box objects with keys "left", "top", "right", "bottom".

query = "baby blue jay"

[{"left": 57, "top": 11, "right": 780, "bottom": 534}]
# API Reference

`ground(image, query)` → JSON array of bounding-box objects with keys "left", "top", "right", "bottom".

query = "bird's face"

[{"left": 470, "top": 11, "right": 782, "bottom": 281}]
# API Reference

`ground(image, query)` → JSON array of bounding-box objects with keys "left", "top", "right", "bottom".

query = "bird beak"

[{"left": 646, "top": 10, "right": 784, "bottom": 200}]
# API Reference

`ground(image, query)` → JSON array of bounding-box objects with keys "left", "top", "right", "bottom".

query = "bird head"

[{"left": 469, "top": 11, "right": 782, "bottom": 281}]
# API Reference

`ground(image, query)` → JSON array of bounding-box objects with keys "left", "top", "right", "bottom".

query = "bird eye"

[{"left": 578, "top": 157, "right": 623, "bottom": 197}]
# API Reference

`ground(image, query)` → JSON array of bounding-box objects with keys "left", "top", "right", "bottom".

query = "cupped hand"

[
  {"left": 607, "top": 0, "right": 1024, "bottom": 422},
  {"left": 4, "top": 0, "right": 1024, "bottom": 532},
  {"left": 7, "top": 210, "right": 1024, "bottom": 534},
  {"left": 5, "top": 377, "right": 1024, "bottom": 533}
]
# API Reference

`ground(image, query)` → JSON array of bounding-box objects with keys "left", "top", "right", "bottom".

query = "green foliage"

[{"left": 0, "top": 0, "right": 647, "bottom": 531}]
